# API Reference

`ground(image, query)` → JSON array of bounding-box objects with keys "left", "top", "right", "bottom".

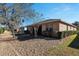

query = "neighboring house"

[{"left": 26, "top": 19, "right": 77, "bottom": 37}]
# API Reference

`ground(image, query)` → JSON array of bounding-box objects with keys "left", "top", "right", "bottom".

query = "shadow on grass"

[
  {"left": 69, "top": 34, "right": 79, "bottom": 49},
  {"left": 16, "top": 34, "right": 60, "bottom": 41}
]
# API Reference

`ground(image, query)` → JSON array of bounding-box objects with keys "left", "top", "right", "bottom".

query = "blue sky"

[
  {"left": 23, "top": 3, "right": 79, "bottom": 26},
  {"left": 2, "top": 3, "right": 79, "bottom": 26}
]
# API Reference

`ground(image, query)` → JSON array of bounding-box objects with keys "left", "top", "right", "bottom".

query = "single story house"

[{"left": 26, "top": 19, "right": 77, "bottom": 37}]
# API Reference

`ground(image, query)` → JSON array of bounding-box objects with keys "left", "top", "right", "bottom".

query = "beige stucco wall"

[
  {"left": 42, "top": 24, "right": 46, "bottom": 31},
  {"left": 59, "top": 23, "right": 77, "bottom": 31},
  {"left": 71, "top": 27, "right": 74, "bottom": 31},
  {"left": 67, "top": 25, "right": 77, "bottom": 31},
  {"left": 68, "top": 26, "right": 71, "bottom": 31},
  {"left": 27, "top": 21, "right": 77, "bottom": 36},
  {"left": 41, "top": 22, "right": 59, "bottom": 32},
  {"left": 41, "top": 22, "right": 59, "bottom": 37},
  {"left": 73, "top": 27, "right": 77, "bottom": 31},
  {"left": 59, "top": 23, "right": 67, "bottom": 31},
  {"left": 52, "top": 22, "right": 59, "bottom": 32}
]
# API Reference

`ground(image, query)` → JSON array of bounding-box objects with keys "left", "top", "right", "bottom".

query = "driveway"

[{"left": 0, "top": 37, "right": 61, "bottom": 56}]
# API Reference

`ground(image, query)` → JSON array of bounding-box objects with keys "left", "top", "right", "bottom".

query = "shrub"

[
  {"left": 0, "top": 27, "right": 5, "bottom": 34},
  {"left": 57, "top": 31, "right": 78, "bottom": 39},
  {"left": 57, "top": 32, "right": 62, "bottom": 39}
]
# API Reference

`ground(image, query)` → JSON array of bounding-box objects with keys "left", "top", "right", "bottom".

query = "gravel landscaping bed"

[
  {"left": 10, "top": 39, "right": 61, "bottom": 56},
  {"left": 0, "top": 42, "right": 18, "bottom": 56},
  {"left": 0, "top": 34, "right": 78, "bottom": 56},
  {"left": 0, "top": 37, "right": 61, "bottom": 56},
  {"left": 0, "top": 31, "right": 62, "bottom": 56}
]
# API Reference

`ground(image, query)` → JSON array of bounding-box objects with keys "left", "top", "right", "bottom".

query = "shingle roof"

[{"left": 26, "top": 19, "right": 77, "bottom": 28}]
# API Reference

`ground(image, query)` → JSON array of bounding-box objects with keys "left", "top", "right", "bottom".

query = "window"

[{"left": 46, "top": 27, "right": 53, "bottom": 32}]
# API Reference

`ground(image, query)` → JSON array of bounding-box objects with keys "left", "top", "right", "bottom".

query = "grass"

[
  {"left": 59, "top": 34, "right": 77, "bottom": 47},
  {"left": 47, "top": 34, "right": 79, "bottom": 56}
]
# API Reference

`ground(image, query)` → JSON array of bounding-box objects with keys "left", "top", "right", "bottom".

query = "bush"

[
  {"left": 0, "top": 28, "right": 5, "bottom": 34},
  {"left": 57, "top": 32, "right": 62, "bottom": 39},
  {"left": 57, "top": 31, "right": 78, "bottom": 39}
]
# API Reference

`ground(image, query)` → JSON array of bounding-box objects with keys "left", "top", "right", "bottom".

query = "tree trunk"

[
  {"left": 11, "top": 29, "right": 17, "bottom": 39},
  {"left": 7, "top": 24, "right": 17, "bottom": 39}
]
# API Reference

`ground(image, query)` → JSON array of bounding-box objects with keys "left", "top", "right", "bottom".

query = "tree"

[
  {"left": 0, "top": 3, "right": 39, "bottom": 38},
  {"left": 72, "top": 21, "right": 79, "bottom": 30}
]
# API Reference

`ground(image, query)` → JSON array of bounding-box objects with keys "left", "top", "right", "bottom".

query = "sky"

[
  {"left": 22, "top": 3, "right": 79, "bottom": 26},
  {"left": 1, "top": 3, "right": 79, "bottom": 26}
]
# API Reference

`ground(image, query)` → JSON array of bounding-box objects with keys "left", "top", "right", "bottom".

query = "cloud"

[
  {"left": 53, "top": 6, "right": 72, "bottom": 11},
  {"left": 62, "top": 6, "right": 72, "bottom": 11}
]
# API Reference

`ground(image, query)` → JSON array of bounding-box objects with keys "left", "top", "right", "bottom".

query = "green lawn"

[
  {"left": 59, "top": 34, "right": 77, "bottom": 47},
  {"left": 47, "top": 34, "right": 79, "bottom": 56}
]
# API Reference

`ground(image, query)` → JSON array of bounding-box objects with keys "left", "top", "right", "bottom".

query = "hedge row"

[{"left": 57, "top": 31, "right": 78, "bottom": 39}]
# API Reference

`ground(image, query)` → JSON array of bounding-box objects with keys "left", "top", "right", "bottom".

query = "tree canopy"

[
  {"left": 0, "top": 3, "right": 41, "bottom": 38},
  {"left": 72, "top": 21, "right": 79, "bottom": 30}
]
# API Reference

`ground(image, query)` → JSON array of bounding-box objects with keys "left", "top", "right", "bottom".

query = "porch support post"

[{"left": 34, "top": 27, "right": 37, "bottom": 37}]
